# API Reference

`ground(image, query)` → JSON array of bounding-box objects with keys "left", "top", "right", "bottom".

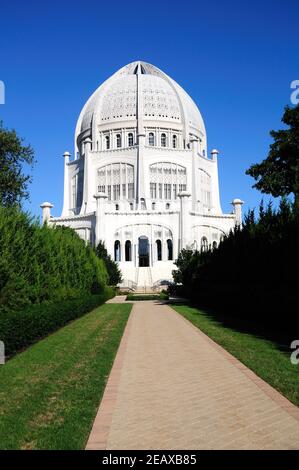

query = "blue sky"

[{"left": 0, "top": 0, "right": 298, "bottom": 218}]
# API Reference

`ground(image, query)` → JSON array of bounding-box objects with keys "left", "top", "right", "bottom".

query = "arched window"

[
  {"left": 128, "top": 133, "right": 134, "bottom": 147},
  {"left": 105, "top": 135, "right": 110, "bottom": 150},
  {"left": 114, "top": 240, "right": 121, "bottom": 261},
  {"left": 172, "top": 135, "right": 177, "bottom": 148},
  {"left": 201, "top": 237, "right": 208, "bottom": 252},
  {"left": 161, "top": 133, "right": 166, "bottom": 147},
  {"left": 140, "top": 198, "right": 146, "bottom": 210},
  {"left": 167, "top": 239, "right": 173, "bottom": 260},
  {"left": 212, "top": 241, "right": 217, "bottom": 250},
  {"left": 148, "top": 132, "right": 155, "bottom": 146},
  {"left": 156, "top": 240, "right": 162, "bottom": 261},
  {"left": 152, "top": 202, "right": 156, "bottom": 210},
  {"left": 116, "top": 134, "right": 121, "bottom": 148},
  {"left": 125, "top": 240, "right": 132, "bottom": 261},
  {"left": 115, "top": 204, "right": 119, "bottom": 211},
  {"left": 130, "top": 202, "right": 134, "bottom": 210},
  {"left": 166, "top": 203, "right": 170, "bottom": 210}
]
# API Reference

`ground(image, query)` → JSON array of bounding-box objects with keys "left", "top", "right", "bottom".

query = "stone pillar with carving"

[
  {"left": 231, "top": 198, "right": 244, "bottom": 227},
  {"left": 61, "top": 151, "right": 70, "bottom": 217},
  {"left": 190, "top": 137, "right": 199, "bottom": 211},
  {"left": 178, "top": 191, "right": 191, "bottom": 250},
  {"left": 81, "top": 138, "right": 93, "bottom": 215},
  {"left": 40, "top": 202, "right": 53, "bottom": 225},
  {"left": 94, "top": 192, "right": 107, "bottom": 246}
]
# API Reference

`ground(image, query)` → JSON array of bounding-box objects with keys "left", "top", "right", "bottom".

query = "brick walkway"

[{"left": 86, "top": 299, "right": 299, "bottom": 450}]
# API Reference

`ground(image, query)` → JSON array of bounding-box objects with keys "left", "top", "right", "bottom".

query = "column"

[
  {"left": 120, "top": 228, "right": 124, "bottom": 262},
  {"left": 211, "top": 149, "right": 222, "bottom": 213},
  {"left": 94, "top": 192, "right": 107, "bottom": 246},
  {"left": 178, "top": 191, "right": 191, "bottom": 250},
  {"left": 231, "top": 199, "right": 244, "bottom": 227},
  {"left": 61, "top": 151, "right": 70, "bottom": 217},
  {"left": 40, "top": 202, "right": 53, "bottom": 225},
  {"left": 190, "top": 137, "right": 199, "bottom": 211},
  {"left": 80, "top": 139, "right": 88, "bottom": 214},
  {"left": 136, "top": 70, "right": 146, "bottom": 208},
  {"left": 120, "top": 163, "right": 123, "bottom": 201}
]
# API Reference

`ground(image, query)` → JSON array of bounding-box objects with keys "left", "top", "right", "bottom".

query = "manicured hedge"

[
  {"left": 126, "top": 293, "right": 169, "bottom": 301},
  {"left": 0, "top": 288, "right": 115, "bottom": 356},
  {"left": 0, "top": 206, "right": 109, "bottom": 314},
  {"left": 173, "top": 199, "right": 298, "bottom": 336}
]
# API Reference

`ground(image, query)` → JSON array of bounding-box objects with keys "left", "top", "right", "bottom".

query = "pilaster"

[{"left": 61, "top": 151, "right": 70, "bottom": 217}]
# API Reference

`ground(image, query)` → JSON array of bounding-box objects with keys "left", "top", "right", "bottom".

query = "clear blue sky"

[{"left": 0, "top": 0, "right": 298, "bottom": 218}]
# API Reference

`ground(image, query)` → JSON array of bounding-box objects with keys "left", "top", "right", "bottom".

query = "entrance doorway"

[{"left": 138, "top": 236, "right": 149, "bottom": 267}]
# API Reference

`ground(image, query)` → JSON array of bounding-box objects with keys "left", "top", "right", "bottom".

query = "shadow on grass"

[{"left": 171, "top": 300, "right": 294, "bottom": 354}]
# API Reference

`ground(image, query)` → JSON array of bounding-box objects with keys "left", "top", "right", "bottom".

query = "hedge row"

[
  {"left": 0, "top": 206, "right": 109, "bottom": 314},
  {"left": 173, "top": 199, "right": 299, "bottom": 336},
  {"left": 0, "top": 288, "right": 115, "bottom": 356},
  {"left": 126, "top": 293, "right": 169, "bottom": 301}
]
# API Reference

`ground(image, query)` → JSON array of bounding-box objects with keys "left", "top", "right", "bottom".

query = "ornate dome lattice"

[{"left": 75, "top": 61, "right": 206, "bottom": 152}]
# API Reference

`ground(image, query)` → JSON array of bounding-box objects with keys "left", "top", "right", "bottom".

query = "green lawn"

[
  {"left": 0, "top": 302, "right": 132, "bottom": 450},
  {"left": 172, "top": 305, "right": 299, "bottom": 407}
]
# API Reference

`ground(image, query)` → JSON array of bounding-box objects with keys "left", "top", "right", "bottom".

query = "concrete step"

[
  {"left": 135, "top": 287, "right": 155, "bottom": 294},
  {"left": 136, "top": 266, "right": 152, "bottom": 288}
]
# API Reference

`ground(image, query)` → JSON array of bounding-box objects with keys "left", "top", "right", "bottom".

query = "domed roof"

[{"left": 75, "top": 61, "right": 206, "bottom": 149}]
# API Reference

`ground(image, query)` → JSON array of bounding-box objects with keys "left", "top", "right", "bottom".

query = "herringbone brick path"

[{"left": 86, "top": 300, "right": 299, "bottom": 450}]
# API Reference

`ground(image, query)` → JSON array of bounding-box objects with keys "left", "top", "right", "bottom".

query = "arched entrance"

[{"left": 138, "top": 236, "right": 149, "bottom": 267}]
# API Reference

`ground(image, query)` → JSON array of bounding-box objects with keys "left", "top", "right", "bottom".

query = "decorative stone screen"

[
  {"left": 97, "top": 163, "right": 134, "bottom": 201},
  {"left": 149, "top": 162, "right": 187, "bottom": 200},
  {"left": 71, "top": 171, "right": 83, "bottom": 210},
  {"left": 199, "top": 169, "right": 211, "bottom": 210}
]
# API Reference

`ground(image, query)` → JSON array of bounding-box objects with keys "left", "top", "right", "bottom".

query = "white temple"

[{"left": 41, "top": 61, "right": 243, "bottom": 289}]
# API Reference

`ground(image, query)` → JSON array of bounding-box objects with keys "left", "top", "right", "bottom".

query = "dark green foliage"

[
  {"left": 0, "top": 205, "right": 115, "bottom": 355},
  {"left": 0, "top": 290, "right": 114, "bottom": 356},
  {"left": 96, "top": 240, "right": 122, "bottom": 286},
  {"left": 172, "top": 248, "right": 202, "bottom": 288},
  {"left": 246, "top": 104, "right": 299, "bottom": 210},
  {"left": 0, "top": 121, "right": 35, "bottom": 207},
  {"left": 126, "top": 293, "right": 169, "bottom": 301},
  {"left": 0, "top": 206, "right": 109, "bottom": 314},
  {"left": 173, "top": 199, "right": 298, "bottom": 336}
]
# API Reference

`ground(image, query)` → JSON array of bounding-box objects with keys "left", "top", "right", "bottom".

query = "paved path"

[
  {"left": 86, "top": 299, "right": 299, "bottom": 450},
  {"left": 106, "top": 295, "right": 127, "bottom": 303}
]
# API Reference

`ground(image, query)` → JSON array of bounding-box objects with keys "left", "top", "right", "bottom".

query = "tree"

[
  {"left": 246, "top": 104, "right": 299, "bottom": 210},
  {"left": 172, "top": 248, "right": 202, "bottom": 298},
  {"left": 96, "top": 241, "right": 122, "bottom": 286},
  {"left": 0, "top": 121, "right": 35, "bottom": 207}
]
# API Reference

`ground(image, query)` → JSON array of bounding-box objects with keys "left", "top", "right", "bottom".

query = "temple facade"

[{"left": 41, "top": 61, "right": 243, "bottom": 289}]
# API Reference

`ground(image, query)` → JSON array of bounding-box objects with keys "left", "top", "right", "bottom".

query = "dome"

[{"left": 75, "top": 61, "right": 206, "bottom": 152}]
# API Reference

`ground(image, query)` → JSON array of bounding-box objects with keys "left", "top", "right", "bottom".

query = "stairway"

[{"left": 135, "top": 267, "right": 154, "bottom": 293}]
